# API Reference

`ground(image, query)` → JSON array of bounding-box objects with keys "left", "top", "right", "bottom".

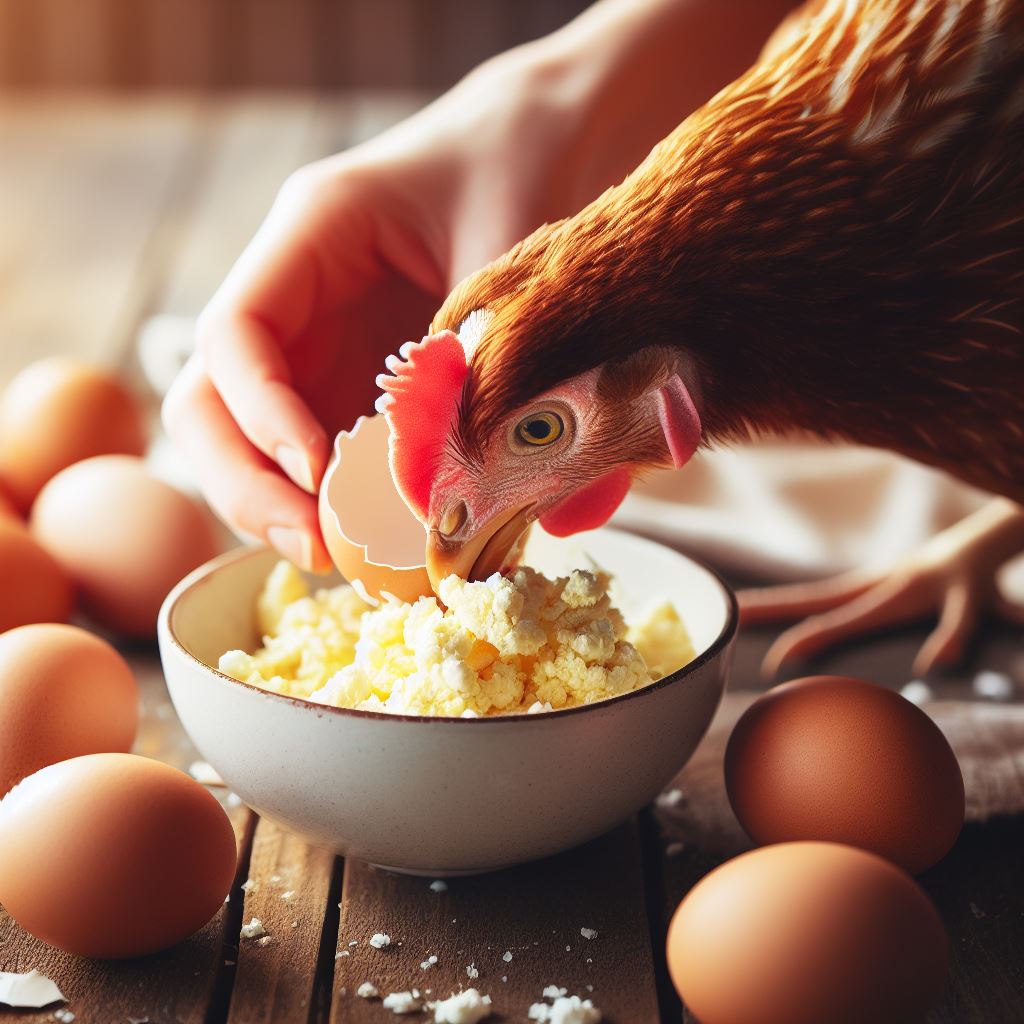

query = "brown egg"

[
  {"left": 725, "top": 676, "right": 964, "bottom": 873},
  {"left": 0, "top": 358, "right": 146, "bottom": 511},
  {"left": 0, "top": 753, "right": 237, "bottom": 958},
  {"left": 0, "top": 485, "right": 19, "bottom": 521},
  {"left": 0, "top": 519, "right": 74, "bottom": 632},
  {"left": 319, "top": 414, "right": 434, "bottom": 603},
  {"left": 667, "top": 842, "right": 948, "bottom": 1024},
  {"left": 31, "top": 456, "right": 220, "bottom": 638},
  {"left": 0, "top": 624, "right": 138, "bottom": 795}
]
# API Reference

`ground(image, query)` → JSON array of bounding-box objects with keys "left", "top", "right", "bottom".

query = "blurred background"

[{"left": 0, "top": 0, "right": 589, "bottom": 91}]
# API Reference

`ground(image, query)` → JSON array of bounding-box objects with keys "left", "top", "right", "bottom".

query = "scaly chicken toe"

[{"left": 738, "top": 499, "right": 1024, "bottom": 680}]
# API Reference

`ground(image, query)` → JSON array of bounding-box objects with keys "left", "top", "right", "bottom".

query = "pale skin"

[{"left": 163, "top": 0, "right": 1024, "bottom": 677}]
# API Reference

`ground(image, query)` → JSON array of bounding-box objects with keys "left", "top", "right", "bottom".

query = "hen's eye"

[{"left": 515, "top": 411, "right": 564, "bottom": 447}]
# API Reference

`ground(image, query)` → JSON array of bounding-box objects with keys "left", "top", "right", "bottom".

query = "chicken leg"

[{"left": 740, "top": 499, "right": 1024, "bottom": 679}]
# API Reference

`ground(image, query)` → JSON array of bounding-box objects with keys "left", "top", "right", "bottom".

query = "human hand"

[
  {"left": 162, "top": 51, "right": 585, "bottom": 571},
  {"left": 163, "top": 0, "right": 796, "bottom": 570}
]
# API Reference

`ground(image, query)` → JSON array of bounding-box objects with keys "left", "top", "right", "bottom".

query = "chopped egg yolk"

[{"left": 219, "top": 561, "right": 694, "bottom": 718}]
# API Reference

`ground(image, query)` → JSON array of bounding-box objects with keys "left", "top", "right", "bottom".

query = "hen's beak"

[{"left": 426, "top": 503, "right": 535, "bottom": 593}]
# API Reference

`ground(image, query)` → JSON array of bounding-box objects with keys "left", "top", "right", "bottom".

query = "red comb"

[{"left": 375, "top": 330, "right": 468, "bottom": 522}]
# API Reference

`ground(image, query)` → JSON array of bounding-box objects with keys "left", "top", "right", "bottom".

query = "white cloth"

[{"left": 612, "top": 439, "right": 1024, "bottom": 589}]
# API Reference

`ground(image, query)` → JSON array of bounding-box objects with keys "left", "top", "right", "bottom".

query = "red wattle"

[
  {"left": 657, "top": 373, "right": 701, "bottom": 468},
  {"left": 539, "top": 466, "right": 633, "bottom": 537}
]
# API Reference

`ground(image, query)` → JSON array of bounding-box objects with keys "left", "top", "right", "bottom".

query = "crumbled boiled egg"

[
  {"left": 369, "top": 932, "right": 392, "bottom": 949},
  {"left": 356, "top": 982, "right": 379, "bottom": 999},
  {"left": 240, "top": 918, "right": 266, "bottom": 939},
  {"left": 528, "top": 994, "right": 602, "bottom": 1023},
  {"left": 220, "top": 562, "right": 693, "bottom": 718},
  {"left": 430, "top": 988, "right": 493, "bottom": 1024},
  {"left": 383, "top": 991, "right": 422, "bottom": 1014}
]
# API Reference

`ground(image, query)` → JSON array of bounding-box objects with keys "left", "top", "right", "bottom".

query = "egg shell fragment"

[
  {"left": 318, "top": 414, "right": 433, "bottom": 603},
  {"left": 667, "top": 841, "right": 948, "bottom": 1024},
  {"left": 0, "top": 753, "right": 237, "bottom": 958},
  {"left": 31, "top": 456, "right": 221, "bottom": 638},
  {"left": 0, "top": 623, "right": 138, "bottom": 795},
  {"left": 0, "top": 519, "right": 74, "bottom": 633},
  {"left": 725, "top": 676, "right": 965, "bottom": 873},
  {"left": 0, "top": 357, "right": 145, "bottom": 511}
]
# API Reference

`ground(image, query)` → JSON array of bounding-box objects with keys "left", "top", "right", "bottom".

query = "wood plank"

[
  {"left": 0, "top": 97, "right": 199, "bottom": 375},
  {"left": 150, "top": 95, "right": 319, "bottom": 319},
  {"left": 242, "top": 0, "right": 317, "bottom": 90},
  {"left": 145, "top": 0, "right": 218, "bottom": 88},
  {"left": 226, "top": 818, "right": 339, "bottom": 1023},
  {"left": 32, "top": 0, "right": 115, "bottom": 89},
  {"left": 332, "top": 822, "right": 660, "bottom": 1023}
]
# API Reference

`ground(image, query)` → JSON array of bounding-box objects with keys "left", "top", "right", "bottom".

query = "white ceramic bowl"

[{"left": 158, "top": 527, "right": 737, "bottom": 875}]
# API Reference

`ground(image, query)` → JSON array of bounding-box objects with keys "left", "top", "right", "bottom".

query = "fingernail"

[
  {"left": 275, "top": 444, "right": 316, "bottom": 493},
  {"left": 267, "top": 526, "right": 314, "bottom": 571}
]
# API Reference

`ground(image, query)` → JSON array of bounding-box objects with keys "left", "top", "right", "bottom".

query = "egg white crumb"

[
  {"left": 900, "top": 680, "right": 934, "bottom": 705},
  {"left": 543, "top": 986, "right": 568, "bottom": 999},
  {"left": 430, "top": 988, "right": 492, "bottom": 1024},
  {"left": 466, "top": 964, "right": 479, "bottom": 979},
  {"left": 502, "top": 951, "right": 513, "bottom": 962},
  {"left": 528, "top": 995, "right": 602, "bottom": 1023},
  {"left": 240, "top": 918, "right": 266, "bottom": 939},
  {"left": 357, "top": 982, "right": 379, "bottom": 999},
  {"left": 430, "top": 880, "right": 448, "bottom": 892},
  {"left": 580, "top": 928, "right": 598, "bottom": 940},
  {"left": 369, "top": 933, "right": 392, "bottom": 949},
  {"left": 240, "top": 879, "right": 259, "bottom": 894},
  {"left": 655, "top": 789, "right": 684, "bottom": 808},
  {"left": 220, "top": 562, "right": 694, "bottom": 717},
  {"left": 383, "top": 991, "right": 422, "bottom": 1014}
]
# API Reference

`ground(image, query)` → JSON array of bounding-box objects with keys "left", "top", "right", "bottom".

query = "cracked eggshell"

[{"left": 318, "top": 415, "right": 433, "bottom": 604}]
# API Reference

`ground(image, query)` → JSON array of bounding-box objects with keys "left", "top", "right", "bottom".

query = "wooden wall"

[{"left": 0, "top": 0, "right": 592, "bottom": 91}]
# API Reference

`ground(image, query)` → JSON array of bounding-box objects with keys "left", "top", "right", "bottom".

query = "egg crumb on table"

[{"left": 219, "top": 561, "right": 694, "bottom": 718}]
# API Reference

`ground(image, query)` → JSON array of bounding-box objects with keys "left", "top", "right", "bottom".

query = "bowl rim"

[{"left": 159, "top": 529, "right": 738, "bottom": 726}]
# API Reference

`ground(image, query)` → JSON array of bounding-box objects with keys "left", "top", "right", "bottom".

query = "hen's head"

[{"left": 375, "top": 307, "right": 701, "bottom": 591}]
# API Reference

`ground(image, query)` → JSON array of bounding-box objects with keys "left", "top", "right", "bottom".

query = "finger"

[
  {"left": 738, "top": 568, "right": 882, "bottom": 625},
  {"left": 913, "top": 580, "right": 979, "bottom": 676},
  {"left": 198, "top": 183, "right": 335, "bottom": 494},
  {"left": 163, "top": 357, "right": 332, "bottom": 573},
  {"left": 198, "top": 308, "right": 330, "bottom": 494},
  {"left": 761, "top": 576, "right": 921, "bottom": 678}
]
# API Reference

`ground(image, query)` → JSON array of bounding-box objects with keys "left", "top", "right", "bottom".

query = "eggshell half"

[
  {"left": 318, "top": 415, "right": 433, "bottom": 603},
  {"left": 725, "top": 675, "right": 965, "bottom": 873},
  {"left": 0, "top": 624, "right": 138, "bottom": 796},
  {"left": 31, "top": 455, "right": 221, "bottom": 637},
  {"left": 667, "top": 841, "right": 948, "bottom": 1024},
  {"left": 0, "top": 357, "right": 146, "bottom": 511},
  {"left": 0, "top": 753, "right": 237, "bottom": 958}
]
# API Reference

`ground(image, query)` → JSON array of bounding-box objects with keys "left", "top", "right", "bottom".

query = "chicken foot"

[{"left": 739, "top": 498, "right": 1024, "bottom": 679}]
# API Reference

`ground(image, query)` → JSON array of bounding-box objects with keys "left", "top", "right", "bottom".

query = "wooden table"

[{"left": 0, "top": 95, "right": 1021, "bottom": 1024}]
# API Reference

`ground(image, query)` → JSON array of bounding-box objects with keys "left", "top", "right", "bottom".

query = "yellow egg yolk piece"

[{"left": 219, "top": 562, "right": 694, "bottom": 717}]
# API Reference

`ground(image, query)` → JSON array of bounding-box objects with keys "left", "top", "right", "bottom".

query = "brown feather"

[{"left": 433, "top": 0, "right": 1024, "bottom": 502}]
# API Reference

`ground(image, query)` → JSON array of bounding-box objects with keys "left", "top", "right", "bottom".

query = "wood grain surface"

[{"left": 332, "top": 822, "right": 659, "bottom": 1023}]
